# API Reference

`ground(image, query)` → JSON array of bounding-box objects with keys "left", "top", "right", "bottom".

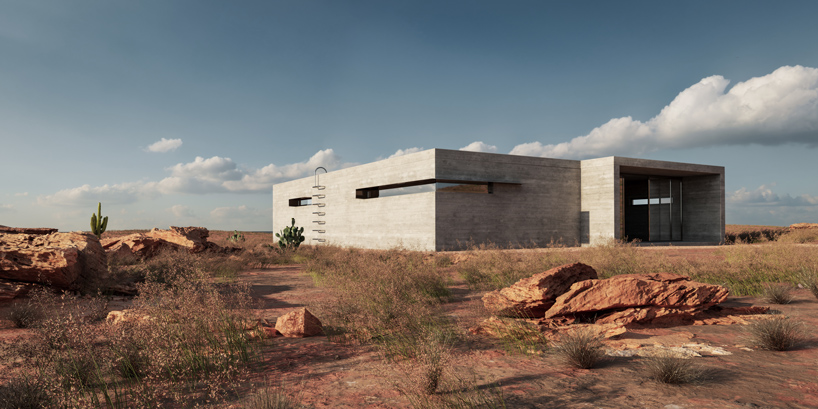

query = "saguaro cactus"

[
  {"left": 275, "top": 218, "right": 305, "bottom": 249},
  {"left": 90, "top": 202, "right": 108, "bottom": 239}
]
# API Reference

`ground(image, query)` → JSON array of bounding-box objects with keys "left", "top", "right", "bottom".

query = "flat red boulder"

[
  {"left": 482, "top": 263, "right": 598, "bottom": 318},
  {"left": 543, "top": 273, "right": 729, "bottom": 326}
]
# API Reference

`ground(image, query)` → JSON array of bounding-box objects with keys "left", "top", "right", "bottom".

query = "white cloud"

[
  {"left": 511, "top": 65, "right": 818, "bottom": 159},
  {"left": 14, "top": 192, "right": 28, "bottom": 197},
  {"left": 223, "top": 149, "right": 344, "bottom": 192},
  {"left": 169, "top": 205, "right": 195, "bottom": 218},
  {"left": 37, "top": 182, "right": 155, "bottom": 207},
  {"left": 460, "top": 141, "right": 498, "bottom": 153},
  {"left": 146, "top": 138, "right": 183, "bottom": 153},
  {"left": 728, "top": 184, "right": 818, "bottom": 207},
  {"left": 209, "top": 205, "right": 266, "bottom": 221},
  {"left": 388, "top": 147, "right": 424, "bottom": 158},
  {"left": 38, "top": 149, "right": 348, "bottom": 206},
  {"left": 0, "top": 204, "right": 13, "bottom": 212}
]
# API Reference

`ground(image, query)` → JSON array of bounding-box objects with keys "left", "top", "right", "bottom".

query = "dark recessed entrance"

[{"left": 621, "top": 175, "right": 683, "bottom": 242}]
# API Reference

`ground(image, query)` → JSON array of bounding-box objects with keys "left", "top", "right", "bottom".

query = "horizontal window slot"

[
  {"left": 288, "top": 197, "right": 312, "bottom": 207},
  {"left": 356, "top": 179, "right": 517, "bottom": 199}
]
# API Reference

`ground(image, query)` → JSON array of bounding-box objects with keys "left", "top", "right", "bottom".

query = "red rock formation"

[
  {"left": 0, "top": 232, "right": 106, "bottom": 289},
  {"left": 482, "top": 263, "right": 598, "bottom": 318},
  {"left": 146, "top": 226, "right": 210, "bottom": 253},
  {"left": 542, "top": 273, "right": 729, "bottom": 326},
  {"left": 101, "top": 226, "right": 213, "bottom": 258},
  {"left": 275, "top": 308, "right": 323, "bottom": 337},
  {"left": 0, "top": 227, "right": 58, "bottom": 235},
  {"left": 0, "top": 280, "right": 37, "bottom": 301}
]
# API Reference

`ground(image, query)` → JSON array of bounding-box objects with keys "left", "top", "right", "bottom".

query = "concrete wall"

[
  {"left": 273, "top": 149, "right": 724, "bottom": 250},
  {"left": 434, "top": 149, "right": 581, "bottom": 250},
  {"left": 681, "top": 174, "right": 725, "bottom": 242},
  {"left": 580, "top": 157, "right": 618, "bottom": 246},
  {"left": 272, "top": 149, "right": 437, "bottom": 251}
]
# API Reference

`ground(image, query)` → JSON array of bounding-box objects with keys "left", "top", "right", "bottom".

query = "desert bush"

[
  {"left": 244, "top": 385, "right": 303, "bottom": 409},
  {"left": 485, "top": 317, "right": 548, "bottom": 356},
  {"left": 724, "top": 225, "right": 786, "bottom": 244},
  {"left": 6, "top": 299, "right": 44, "bottom": 328},
  {"left": 128, "top": 279, "right": 256, "bottom": 383},
  {"left": 777, "top": 228, "right": 818, "bottom": 244},
  {"left": 0, "top": 375, "right": 52, "bottom": 409},
  {"left": 553, "top": 328, "right": 606, "bottom": 369},
  {"left": 796, "top": 266, "right": 818, "bottom": 299},
  {"left": 643, "top": 352, "right": 703, "bottom": 384},
  {"left": 686, "top": 242, "right": 818, "bottom": 296},
  {"left": 746, "top": 316, "right": 805, "bottom": 351},
  {"left": 403, "top": 373, "right": 507, "bottom": 409},
  {"left": 763, "top": 283, "right": 793, "bottom": 304},
  {"left": 305, "top": 247, "right": 451, "bottom": 343},
  {"left": 456, "top": 244, "right": 569, "bottom": 290}
]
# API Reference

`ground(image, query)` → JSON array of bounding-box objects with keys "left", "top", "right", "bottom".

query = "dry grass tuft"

[
  {"left": 643, "top": 352, "right": 704, "bottom": 384},
  {"left": 553, "top": 328, "right": 606, "bottom": 369},
  {"left": 0, "top": 375, "right": 51, "bottom": 409},
  {"left": 746, "top": 316, "right": 805, "bottom": 351},
  {"left": 763, "top": 283, "right": 794, "bottom": 304}
]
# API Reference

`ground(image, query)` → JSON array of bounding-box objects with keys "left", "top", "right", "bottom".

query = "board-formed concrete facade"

[{"left": 272, "top": 149, "right": 724, "bottom": 251}]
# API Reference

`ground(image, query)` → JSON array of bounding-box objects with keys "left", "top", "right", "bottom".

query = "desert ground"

[{"left": 1, "top": 226, "right": 817, "bottom": 408}]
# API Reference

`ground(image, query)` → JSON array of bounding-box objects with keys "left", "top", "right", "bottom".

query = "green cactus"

[
  {"left": 275, "top": 218, "right": 305, "bottom": 249},
  {"left": 90, "top": 202, "right": 108, "bottom": 239},
  {"left": 228, "top": 230, "right": 245, "bottom": 243}
]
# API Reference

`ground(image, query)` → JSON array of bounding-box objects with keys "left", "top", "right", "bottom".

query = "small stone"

[{"left": 275, "top": 307, "right": 323, "bottom": 337}]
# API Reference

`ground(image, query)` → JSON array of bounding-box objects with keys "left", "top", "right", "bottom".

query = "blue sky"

[{"left": 2, "top": 0, "right": 817, "bottom": 231}]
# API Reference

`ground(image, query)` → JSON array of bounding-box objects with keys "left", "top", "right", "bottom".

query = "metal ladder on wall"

[{"left": 311, "top": 167, "right": 327, "bottom": 242}]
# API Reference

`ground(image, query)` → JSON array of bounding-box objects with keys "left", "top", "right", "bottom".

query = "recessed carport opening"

[{"left": 620, "top": 166, "right": 719, "bottom": 243}]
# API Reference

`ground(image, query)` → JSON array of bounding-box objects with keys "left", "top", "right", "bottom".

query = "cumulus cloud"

[
  {"left": 223, "top": 149, "right": 344, "bottom": 192},
  {"left": 169, "top": 205, "right": 195, "bottom": 218},
  {"left": 388, "top": 147, "right": 424, "bottom": 158},
  {"left": 38, "top": 182, "right": 155, "bottom": 206},
  {"left": 210, "top": 205, "right": 265, "bottom": 220},
  {"left": 511, "top": 65, "right": 818, "bottom": 159},
  {"left": 728, "top": 184, "right": 818, "bottom": 207},
  {"left": 14, "top": 192, "right": 28, "bottom": 197},
  {"left": 460, "top": 141, "right": 498, "bottom": 153},
  {"left": 146, "top": 138, "right": 183, "bottom": 153},
  {"left": 38, "top": 149, "right": 347, "bottom": 206}
]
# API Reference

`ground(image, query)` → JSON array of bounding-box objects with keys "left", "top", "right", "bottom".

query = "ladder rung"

[
  {"left": 313, "top": 203, "right": 325, "bottom": 207},
  {"left": 313, "top": 229, "right": 326, "bottom": 233},
  {"left": 312, "top": 194, "right": 325, "bottom": 199},
  {"left": 312, "top": 211, "right": 325, "bottom": 216},
  {"left": 313, "top": 221, "right": 326, "bottom": 225},
  {"left": 312, "top": 185, "right": 325, "bottom": 190},
  {"left": 312, "top": 238, "right": 326, "bottom": 242}
]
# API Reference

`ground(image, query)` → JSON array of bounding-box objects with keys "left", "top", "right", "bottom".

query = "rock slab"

[
  {"left": 542, "top": 273, "right": 729, "bottom": 326},
  {"left": 0, "top": 232, "right": 106, "bottom": 288},
  {"left": 482, "top": 263, "right": 598, "bottom": 317},
  {"left": 275, "top": 308, "right": 323, "bottom": 337},
  {"left": 102, "top": 226, "right": 212, "bottom": 258}
]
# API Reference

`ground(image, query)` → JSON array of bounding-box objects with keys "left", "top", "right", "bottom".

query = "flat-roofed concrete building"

[{"left": 272, "top": 149, "right": 724, "bottom": 251}]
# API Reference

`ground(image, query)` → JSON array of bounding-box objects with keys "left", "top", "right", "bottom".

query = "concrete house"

[{"left": 272, "top": 149, "right": 724, "bottom": 251}]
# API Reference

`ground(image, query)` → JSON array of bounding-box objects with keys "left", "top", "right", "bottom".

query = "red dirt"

[
  {"left": 1, "top": 246, "right": 816, "bottom": 408},
  {"left": 240, "top": 261, "right": 818, "bottom": 409}
]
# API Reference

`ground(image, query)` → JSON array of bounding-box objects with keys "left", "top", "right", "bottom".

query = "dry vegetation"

[{"left": 1, "top": 225, "right": 817, "bottom": 407}]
